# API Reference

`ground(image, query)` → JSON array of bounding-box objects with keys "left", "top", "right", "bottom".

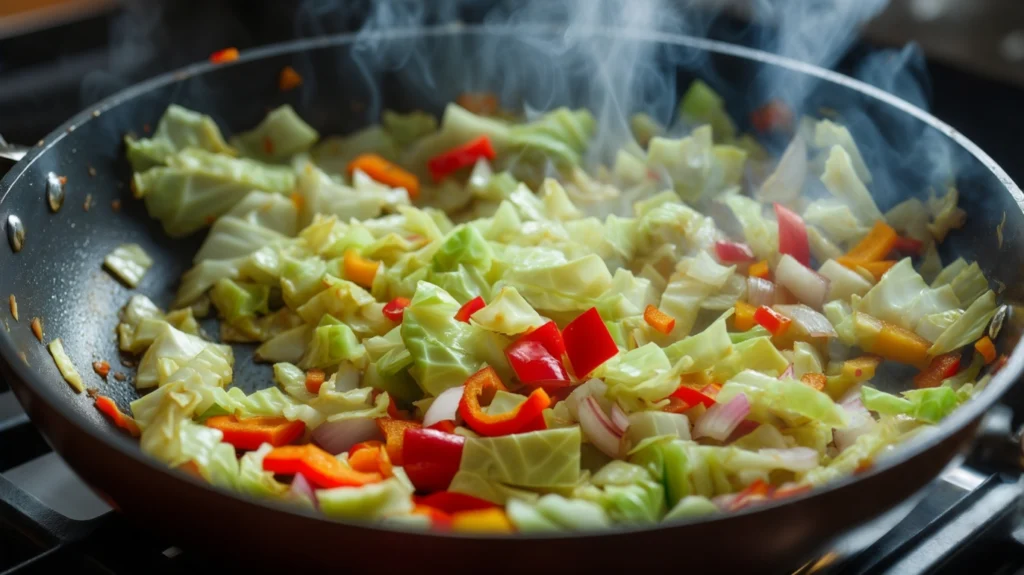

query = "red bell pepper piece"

[
  {"left": 377, "top": 418, "right": 421, "bottom": 465},
  {"left": 428, "top": 420, "right": 457, "bottom": 434},
  {"left": 209, "top": 47, "right": 239, "bottom": 64},
  {"left": 750, "top": 100, "right": 793, "bottom": 133},
  {"left": 714, "top": 240, "right": 755, "bottom": 263},
  {"left": 414, "top": 492, "right": 497, "bottom": 515},
  {"left": 458, "top": 367, "right": 551, "bottom": 436},
  {"left": 562, "top": 307, "right": 619, "bottom": 378},
  {"left": 670, "top": 385, "right": 717, "bottom": 408},
  {"left": 913, "top": 352, "right": 961, "bottom": 388},
  {"left": 205, "top": 415, "right": 305, "bottom": 451},
  {"left": 505, "top": 340, "right": 570, "bottom": 385},
  {"left": 892, "top": 235, "right": 924, "bottom": 256},
  {"left": 402, "top": 428, "right": 465, "bottom": 493},
  {"left": 382, "top": 297, "right": 411, "bottom": 322},
  {"left": 454, "top": 296, "right": 486, "bottom": 323},
  {"left": 753, "top": 305, "right": 792, "bottom": 336},
  {"left": 728, "top": 479, "right": 772, "bottom": 511},
  {"left": 774, "top": 203, "right": 810, "bottom": 267},
  {"left": 94, "top": 396, "right": 140, "bottom": 437},
  {"left": 517, "top": 321, "right": 566, "bottom": 359},
  {"left": 427, "top": 136, "right": 496, "bottom": 182},
  {"left": 263, "top": 444, "right": 382, "bottom": 488}
]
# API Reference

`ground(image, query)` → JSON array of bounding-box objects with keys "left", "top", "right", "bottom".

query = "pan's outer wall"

[{"left": 0, "top": 28, "right": 1022, "bottom": 573}]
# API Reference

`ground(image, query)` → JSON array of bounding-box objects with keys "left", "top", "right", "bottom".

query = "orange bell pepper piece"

[
  {"left": 209, "top": 47, "right": 239, "bottom": 64},
  {"left": 343, "top": 249, "right": 380, "bottom": 289},
  {"left": 975, "top": 336, "right": 997, "bottom": 364},
  {"left": 94, "top": 396, "right": 140, "bottom": 437},
  {"left": 748, "top": 260, "right": 770, "bottom": 279},
  {"left": 347, "top": 444, "right": 393, "bottom": 477},
  {"left": 376, "top": 418, "right": 421, "bottom": 465},
  {"left": 871, "top": 321, "right": 931, "bottom": 368},
  {"left": 347, "top": 153, "right": 420, "bottom": 199},
  {"left": 753, "top": 305, "right": 791, "bottom": 336},
  {"left": 205, "top": 415, "right": 306, "bottom": 451},
  {"left": 450, "top": 508, "right": 515, "bottom": 533},
  {"left": 799, "top": 373, "right": 827, "bottom": 392},
  {"left": 838, "top": 221, "right": 898, "bottom": 268},
  {"left": 456, "top": 92, "right": 499, "bottom": 116},
  {"left": 305, "top": 368, "right": 326, "bottom": 394},
  {"left": 278, "top": 66, "right": 303, "bottom": 91},
  {"left": 263, "top": 444, "right": 382, "bottom": 488},
  {"left": 458, "top": 366, "right": 551, "bottom": 437},
  {"left": 733, "top": 301, "right": 757, "bottom": 331},
  {"left": 644, "top": 305, "right": 676, "bottom": 334}
]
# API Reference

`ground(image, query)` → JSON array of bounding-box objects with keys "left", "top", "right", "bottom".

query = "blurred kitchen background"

[{"left": 0, "top": 0, "right": 1023, "bottom": 188}]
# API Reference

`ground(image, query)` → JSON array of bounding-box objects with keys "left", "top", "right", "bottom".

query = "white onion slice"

[
  {"left": 423, "top": 386, "right": 464, "bottom": 428},
  {"left": 834, "top": 398, "right": 876, "bottom": 452},
  {"left": 312, "top": 418, "right": 381, "bottom": 455},
  {"left": 694, "top": 394, "right": 751, "bottom": 441},
  {"left": 578, "top": 396, "right": 624, "bottom": 458},
  {"left": 747, "top": 277, "right": 776, "bottom": 308},
  {"left": 780, "top": 363, "right": 795, "bottom": 379},
  {"left": 756, "top": 447, "right": 820, "bottom": 472},
  {"left": 566, "top": 379, "right": 609, "bottom": 421},
  {"left": 610, "top": 403, "right": 630, "bottom": 435},
  {"left": 334, "top": 363, "right": 360, "bottom": 392},
  {"left": 758, "top": 135, "right": 807, "bottom": 204},
  {"left": 775, "top": 255, "right": 831, "bottom": 309},
  {"left": 774, "top": 304, "right": 838, "bottom": 338},
  {"left": 289, "top": 472, "right": 319, "bottom": 510}
]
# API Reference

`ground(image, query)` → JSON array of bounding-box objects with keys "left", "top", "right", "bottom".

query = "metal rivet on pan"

[
  {"left": 46, "top": 172, "right": 65, "bottom": 212},
  {"left": 990, "top": 304, "right": 1009, "bottom": 340},
  {"left": 7, "top": 215, "right": 24, "bottom": 252}
]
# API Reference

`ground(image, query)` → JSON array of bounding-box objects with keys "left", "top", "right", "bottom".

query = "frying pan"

[{"left": 1, "top": 25, "right": 1022, "bottom": 573}]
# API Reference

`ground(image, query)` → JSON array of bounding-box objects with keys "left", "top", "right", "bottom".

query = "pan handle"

[
  {"left": 0, "top": 471, "right": 103, "bottom": 546},
  {"left": 966, "top": 404, "right": 1024, "bottom": 474}
]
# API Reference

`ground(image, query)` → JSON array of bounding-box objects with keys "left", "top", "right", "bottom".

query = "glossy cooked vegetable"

[{"left": 103, "top": 81, "right": 997, "bottom": 533}]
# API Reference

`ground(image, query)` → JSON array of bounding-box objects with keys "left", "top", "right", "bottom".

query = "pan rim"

[{"left": 0, "top": 23, "right": 1021, "bottom": 540}]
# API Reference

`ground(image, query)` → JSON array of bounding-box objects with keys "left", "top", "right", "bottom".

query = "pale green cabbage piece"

[
  {"left": 931, "top": 257, "right": 968, "bottom": 288},
  {"left": 126, "top": 104, "right": 235, "bottom": 172},
  {"left": 861, "top": 385, "right": 960, "bottom": 424},
  {"left": 47, "top": 338, "right": 83, "bottom": 393},
  {"left": 820, "top": 145, "right": 883, "bottom": 223},
  {"left": 928, "top": 290, "right": 997, "bottom": 356},
  {"left": 711, "top": 337, "right": 789, "bottom": 382},
  {"left": 432, "top": 224, "right": 493, "bottom": 273},
  {"left": 298, "top": 317, "right": 367, "bottom": 370},
  {"left": 296, "top": 275, "right": 391, "bottom": 339},
  {"left": 282, "top": 382, "right": 388, "bottom": 429},
  {"left": 382, "top": 109, "right": 438, "bottom": 147},
  {"left": 814, "top": 119, "right": 872, "bottom": 184},
  {"left": 803, "top": 199, "right": 868, "bottom": 244},
  {"left": 719, "top": 194, "right": 777, "bottom": 262},
  {"left": 133, "top": 148, "right": 295, "bottom": 237},
  {"left": 312, "top": 125, "right": 399, "bottom": 177},
  {"left": 647, "top": 126, "right": 745, "bottom": 202},
  {"left": 665, "top": 495, "right": 720, "bottom": 521},
  {"left": 117, "top": 296, "right": 202, "bottom": 353},
  {"left": 460, "top": 427, "right": 582, "bottom": 488},
  {"left": 255, "top": 324, "right": 313, "bottom": 364},
  {"left": 802, "top": 425, "right": 901, "bottom": 485},
  {"left": 502, "top": 253, "right": 613, "bottom": 313},
  {"left": 886, "top": 198, "right": 930, "bottom": 243},
  {"left": 448, "top": 471, "right": 540, "bottom": 506},
  {"left": 927, "top": 187, "right": 967, "bottom": 242},
  {"left": 664, "top": 314, "right": 733, "bottom": 369},
  {"left": 231, "top": 105, "right": 319, "bottom": 161},
  {"left": 574, "top": 461, "right": 666, "bottom": 524},
  {"left": 855, "top": 258, "right": 958, "bottom": 333},
  {"left": 192, "top": 214, "right": 291, "bottom": 264},
  {"left": 295, "top": 160, "right": 409, "bottom": 227},
  {"left": 317, "top": 477, "right": 414, "bottom": 520},
  {"left": 605, "top": 350, "right": 694, "bottom": 413},
  {"left": 136, "top": 323, "right": 233, "bottom": 390},
  {"left": 807, "top": 225, "right": 844, "bottom": 263},
  {"left": 236, "top": 444, "right": 289, "bottom": 498},
  {"left": 625, "top": 411, "right": 691, "bottom": 447},
  {"left": 792, "top": 341, "right": 824, "bottom": 378},
  {"left": 678, "top": 80, "right": 736, "bottom": 143},
  {"left": 470, "top": 286, "right": 544, "bottom": 335},
  {"left": 103, "top": 243, "right": 153, "bottom": 288},
  {"left": 717, "top": 370, "right": 848, "bottom": 428},
  {"left": 629, "top": 113, "right": 665, "bottom": 147},
  {"left": 948, "top": 262, "right": 989, "bottom": 308},
  {"left": 915, "top": 309, "right": 963, "bottom": 343},
  {"left": 819, "top": 259, "right": 872, "bottom": 301}
]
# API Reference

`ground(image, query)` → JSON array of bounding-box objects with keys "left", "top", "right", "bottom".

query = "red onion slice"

[
  {"left": 694, "top": 394, "right": 751, "bottom": 441},
  {"left": 289, "top": 472, "right": 319, "bottom": 510},
  {"left": 780, "top": 364, "right": 795, "bottom": 379},
  {"left": 714, "top": 240, "right": 756, "bottom": 263},
  {"left": 774, "top": 304, "right": 838, "bottom": 338},
  {"left": 834, "top": 399, "right": 876, "bottom": 452},
  {"left": 423, "top": 386, "right": 464, "bottom": 428},
  {"left": 775, "top": 255, "right": 830, "bottom": 309},
  {"left": 312, "top": 417, "right": 381, "bottom": 455},
  {"left": 578, "top": 396, "right": 624, "bottom": 458},
  {"left": 610, "top": 403, "right": 630, "bottom": 435},
  {"left": 747, "top": 277, "right": 776, "bottom": 308}
]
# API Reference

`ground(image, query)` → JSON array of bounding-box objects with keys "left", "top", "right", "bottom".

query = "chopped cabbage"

[
  {"left": 231, "top": 105, "right": 319, "bottom": 161},
  {"left": 460, "top": 427, "right": 582, "bottom": 488},
  {"left": 820, "top": 145, "right": 883, "bottom": 223},
  {"left": 470, "top": 286, "right": 544, "bottom": 335},
  {"left": 678, "top": 80, "right": 736, "bottom": 143},
  {"left": 125, "top": 105, "right": 235, "bottom": 172},
  {"left": 928, "top": 291, "right": 998, "bottom": 356},
  {"left": 717, "top": 370, "right": 848, "bottom": 427},
  {"left": 103, "top": 243, "right": 153, "bottom": 288}
]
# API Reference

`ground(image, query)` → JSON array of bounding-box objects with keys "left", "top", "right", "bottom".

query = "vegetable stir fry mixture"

[{"left": 105, "top": 80, "right": 1002, "bottom": 533}]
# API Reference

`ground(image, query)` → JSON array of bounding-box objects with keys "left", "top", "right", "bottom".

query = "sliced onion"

[
  {"left": 780, "top": 364, "right": 795, "bottom": 379},
  {"left": 834, "top": 399, "right": 876, "bottom": 452},
  {"left": 423, "top": 386, "right": 464, "bottom": 428},
  {"left": 758, "top": 135, "right": 807, "bottom": 204},
  {"left": 774, "top": 304, "right": 838, "bottom": 338},
  {"left": 334, "top": 363, "right": 360, "bottom": 392},
  {"left": 610, "top": 403, "right": 630, "bottom": 435},
  {"left": 747, "top": 277, "right": 776, "bottom": 308},
  {"left": 776, "top": 254, "right": 830, "bottom": 309},
  {"left": 578, "top": 395, "right": 624, "bottom": 458},
  {"left": 565, "top": 379, "right": 609, "bottom": 421},
  {"left": 712, "top": 492, "right": 740, "bottom": 510},
  {"left": 694, "top": 394, "right": 751, "bottom": 441},
  {"left": 312, "top": 418, "right": 381, "bottom": 455},
  {"left": 756, "top": 447, "right": 820, "bottom": 472},
  {"left": 289, "top": 472, "right": 319, "bottom": 510}
]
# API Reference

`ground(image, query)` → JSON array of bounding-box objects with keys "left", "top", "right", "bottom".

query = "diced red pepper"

[
  {"left": 670, "top": 384, "right": 716, "bottom": 408},
  {"left": 427, "top": 136, "right": 496, "bottom": 182},
  {"left": 892, "top": 235, "right": 924, "bottom": 256},
  {"left": 913, "top": 352, "right": 961, "bottom": 388},
  {"left": 515, "top": 321, "right": 566, "bottom": 359},
  {"left": 563, "top": 307, "right": 619, "bottom": 378},
  {"left": 455, "top": 296, "right": 486, "bottom": 323},
  {"left": 774, "top": 203, "right": 810, "bottom": 267},
  {"left": 205, "top": 415, "right": 305, "bottom": 451},
  {"left": 263, "top": 444, "right": 382, "bottom": 488},
  {"left": 516, "top": 414, "right": 548, "bottom": 433},
  {"left": 382, "top": 297, "right": 411, "bottom": 322},
  {"left": 505, "top": 339, "right": 569, "bottom": 385},
  {"left": 94, "top": 396, "right": 140, "bottom": 437},
  {"left": 753, "top": 305, "right": 791, "bottom": 336},
  {"left": 751, "top": 100, "right": 793, "bottom": 133},
  {"left": 402, "top": 428, "right": 465, "bottom": 493},
  {"left": 427, "top": 420, "right": 457, "bottom": 434},
  {"left": 714, "top": 240, "right": 755, "bottom": 263},
  {"left": 412, "top": 504, "right": 453, "bottom": 531},
  {"left": 414, "top": 492, "right": 498, "bottom": 515},
  {"left": 458, "top": 367, "right": 551, "bottom": 437},
  {"left": 209, "top": 47, "right": 239, "bottom": 64}
]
